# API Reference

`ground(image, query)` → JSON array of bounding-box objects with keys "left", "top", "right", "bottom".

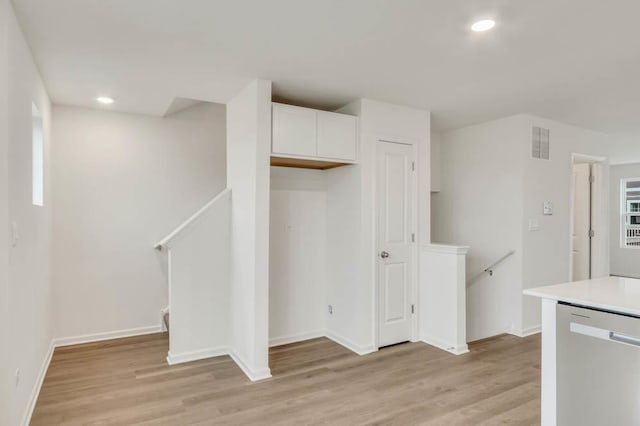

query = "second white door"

[
  {"left": 572, "top": 163, "right": 592, "bottom": 281},
  {"left": 377, "top": 140, "right": 415, "bottom": 348}
]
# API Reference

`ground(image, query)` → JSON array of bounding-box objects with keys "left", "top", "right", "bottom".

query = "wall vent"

[{"left": 531, "top": 126, "right": 550, "bottom": 160}]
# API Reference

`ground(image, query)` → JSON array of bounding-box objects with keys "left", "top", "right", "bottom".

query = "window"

[
  {"left": 32, "top": 103, "right": 44, "bottom": 206},
  {"left": 621, "top": 178, "right": 640, "bottom": 248}
]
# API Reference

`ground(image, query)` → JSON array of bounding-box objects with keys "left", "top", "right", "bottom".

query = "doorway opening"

[{"left": 570, "top": 154, "right": 607, "bottom": 281}]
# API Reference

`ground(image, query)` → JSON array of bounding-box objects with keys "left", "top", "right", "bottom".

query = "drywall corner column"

[
  {"left": 419, "top": 244, "right": 469, "bottom": 354},
  {"left": 0, "top": 0, "right": 9, "bottom": 422},
  {"left": 226, "top": 79, "right": 272, "bottom": 381}
]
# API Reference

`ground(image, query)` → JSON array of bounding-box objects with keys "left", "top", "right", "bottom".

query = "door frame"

[
  {"left": 374, "top": 136, "right": 419, "bottom": 349},
  {"left": 569, "top": 153, "right": 608, "bottom": 281}
]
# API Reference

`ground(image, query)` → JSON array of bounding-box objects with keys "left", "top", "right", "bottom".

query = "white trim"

[
  {"left": 166, "top": 346, "right": 228, "bottom": 365},
  {"left": 420, "top": 334, "right": 469, "bottom": 355},
  {"left": 21, "top": 341, "right": 55, "bottom": 426},
  {"left": 421, "top": 243, "right": 470, "bottom": 255},
  {"left": 154, "top": 188, "right": 231, "bottom": 249},
  {"left": 269, "top": 330, "right": 325, "bottom": 347},
  {"left": 509, "top": 324, "right": 542, "bottom": 338},
  {"left": 53, "top": 325, "right": 163, "bottom": 348},
  {"left": 325, "top": 331, "right": 377, "bottom": 356},
  {"left": 229, "top": 351, "right": 272, "bottom": 382}
]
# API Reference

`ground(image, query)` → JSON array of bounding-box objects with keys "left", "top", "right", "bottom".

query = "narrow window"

[
  {"left": 621, "top": 177, "right": 640, "bottom": 248},
  {"left": 32, "top": 103, "right": 44, "bottom": 206}
]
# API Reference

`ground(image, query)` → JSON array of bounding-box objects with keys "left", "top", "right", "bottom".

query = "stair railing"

[{"left": 466, "top": 249, "right": 516, "bottom": 286}]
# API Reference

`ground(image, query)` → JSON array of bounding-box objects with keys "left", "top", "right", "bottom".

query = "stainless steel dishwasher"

[{"left": 557, "top": 303, "right": 640, "bottom": 425}]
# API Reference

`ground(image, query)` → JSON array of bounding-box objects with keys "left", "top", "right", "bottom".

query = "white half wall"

[
  {"left": 166, "top": 190, "right": 230, "bottom": 363},
  {"left": 51, "top": 103, "right": 226, "bottom": 341},
  {"left": 5, "top": 1, "right": 54, "bottom": 423},
  {"left": 610, "top": 163, "right": 640, "bottom": 278},
  {"left": 226, "top": 79, "right": 272, "bottom": 380},
  {"left": 269, "top": 167, "right": 327, "bottom": 345},
  {"left": 420, "top": 244, "right": 469, "bottom": 355}
]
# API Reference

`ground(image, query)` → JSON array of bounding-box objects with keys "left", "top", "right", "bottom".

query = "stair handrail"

[
  {"left": 154, "top": 188, "right": 231, "bottom": 251},
  {"left": 467, "top": 249, "right": 516, "bottom": 286}
]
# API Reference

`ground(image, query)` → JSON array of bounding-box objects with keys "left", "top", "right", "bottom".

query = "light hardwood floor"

[{"left": 31, "top": 333, "right": 540, "bottom": 425}]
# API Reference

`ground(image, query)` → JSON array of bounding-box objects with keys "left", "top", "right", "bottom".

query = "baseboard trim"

[
  {"left": 269, "top": 330, "right": 325, "bottom": 347},
  {"left": 325, "top": 331, "right": 377, "bottom": 356},
  {"left": 509, "top": 325, "right": 541, "bottom": 338},
  {"left": 53, "top": 325, "right": 163, "bottom": 348},
  {"left": 21, "top": 340, "right": 55, "bottom": 426},
  {"left": 420, "top": 334, "right": 469, "bottom": 355},
  {"left": 167, "top": 346, "right": 228, "bottom": 365},
  {"left": 229, "top": 351, "right": 272, "bottom": 382}
]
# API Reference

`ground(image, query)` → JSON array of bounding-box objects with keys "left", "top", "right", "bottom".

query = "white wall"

[
  {"left": 610, "top": 163, "right": 640, "bottom": 278},
  {"left": 0, "top": 1, "right": 10, "bottom": 423},
  {"left": 167, "top": 190, "right": 230, "bottom": 362},
  {"left": 226, "top": 79, "right": 271, "bottom": 380},
  {"left": 610, "top": 134, "right": 640, "bottom": 165},
  {"left": 269, "top": 167, "right": 326, "bottom": 345},
  {"left": 433, "top": 116, "right": 525, "bottom": 341},
  {"left": 433, "top": 114, "right": 611, "bottom": 341},
  {"left": 52, "top": 103, "right": 226, "bottom": 341},
  {"left": 431, "top": 131, "right": 441, "bottom": 192},
  {"left": 520, "top": 116, "right": 610, "bottom": 333},
  {"left": 325, "top": 163, "right": 365, "bottom": 350},
  {"left": 4, "top": 1, "right": 54, "bottom": 423},
  {"left": 326, "top": 99, "right": 430, "bottom": 352}
]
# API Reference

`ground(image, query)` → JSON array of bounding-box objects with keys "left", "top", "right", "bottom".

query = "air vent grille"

[{"left": 531, "top": 126, "right": 550, "bottom": 160}]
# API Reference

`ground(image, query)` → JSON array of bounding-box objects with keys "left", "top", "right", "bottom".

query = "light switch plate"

[
  {"left": 543, "top": 201, "right": 553, "bottom": 215},
  {"left": 529, "top": 219, "right": 540, "bottom": 231}
]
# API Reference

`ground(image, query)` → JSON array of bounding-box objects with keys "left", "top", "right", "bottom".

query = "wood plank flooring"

[{"left": 31, "top": 333, "right": 540, "bottom": 425}]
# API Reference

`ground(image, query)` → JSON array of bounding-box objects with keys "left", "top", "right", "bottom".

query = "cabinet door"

[
  {"left": 272, "top": 104, "right": 317, "bottom": 157},
  {"left": 317, "top": 111, "right": 357, "bottom": 160}
]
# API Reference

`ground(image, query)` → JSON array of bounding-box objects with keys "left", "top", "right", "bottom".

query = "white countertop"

[{"left": 524, "top": 276, "right": 640, "bottom": 316}]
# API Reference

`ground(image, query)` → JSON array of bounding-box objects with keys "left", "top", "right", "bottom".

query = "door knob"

[{"left": 380, "top": 251, "right": 390, "bottom": 259}]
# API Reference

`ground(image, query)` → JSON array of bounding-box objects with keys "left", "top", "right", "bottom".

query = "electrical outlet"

[
  {"left": 15, "top": 368, "right": 20, "bottom": 387},
  {"left": 328, "top": 305, "right": 333, "bottom": 315}
]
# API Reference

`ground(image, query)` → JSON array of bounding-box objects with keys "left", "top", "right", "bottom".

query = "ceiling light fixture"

[
  {"left": 471, "top": 19, "right": 496, "bottom": 32},
  {"left": 96, "top": 96, "right": 115, "bottom": 104}
]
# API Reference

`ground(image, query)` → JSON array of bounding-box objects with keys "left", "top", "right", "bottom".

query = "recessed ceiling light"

[
  {"left": 96, "top": 96, "right": 115, "bottom": 104},
  {"left": 471, "top": 19, "right": 496, "bottom": 32}
]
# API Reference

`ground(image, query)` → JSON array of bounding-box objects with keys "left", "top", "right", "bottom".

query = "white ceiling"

[{"left": 11, "top": 0, "right": 640, "bottom": 133}]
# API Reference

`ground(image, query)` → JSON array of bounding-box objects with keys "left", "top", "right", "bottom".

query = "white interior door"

[
  {"left": 572, "top": 163, "right": 592, "bottom": 281},
  {"left": 377, "top": 140, "right": 415, "bottom": 348}
]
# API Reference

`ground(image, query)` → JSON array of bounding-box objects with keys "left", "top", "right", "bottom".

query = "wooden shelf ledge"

[{"left": 270, "top": 156, "right": 353, "bottom": 170}]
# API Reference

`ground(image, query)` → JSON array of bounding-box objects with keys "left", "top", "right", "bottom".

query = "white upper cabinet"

[
  {"left": 271, "top": 103, "right": 357, "bottom": 163},
  {"left": 272, "top": 103, "right": 317, "bottom": 157},
  {"left": 317, "top": 111, "right": 357, "bottom": 161}
]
